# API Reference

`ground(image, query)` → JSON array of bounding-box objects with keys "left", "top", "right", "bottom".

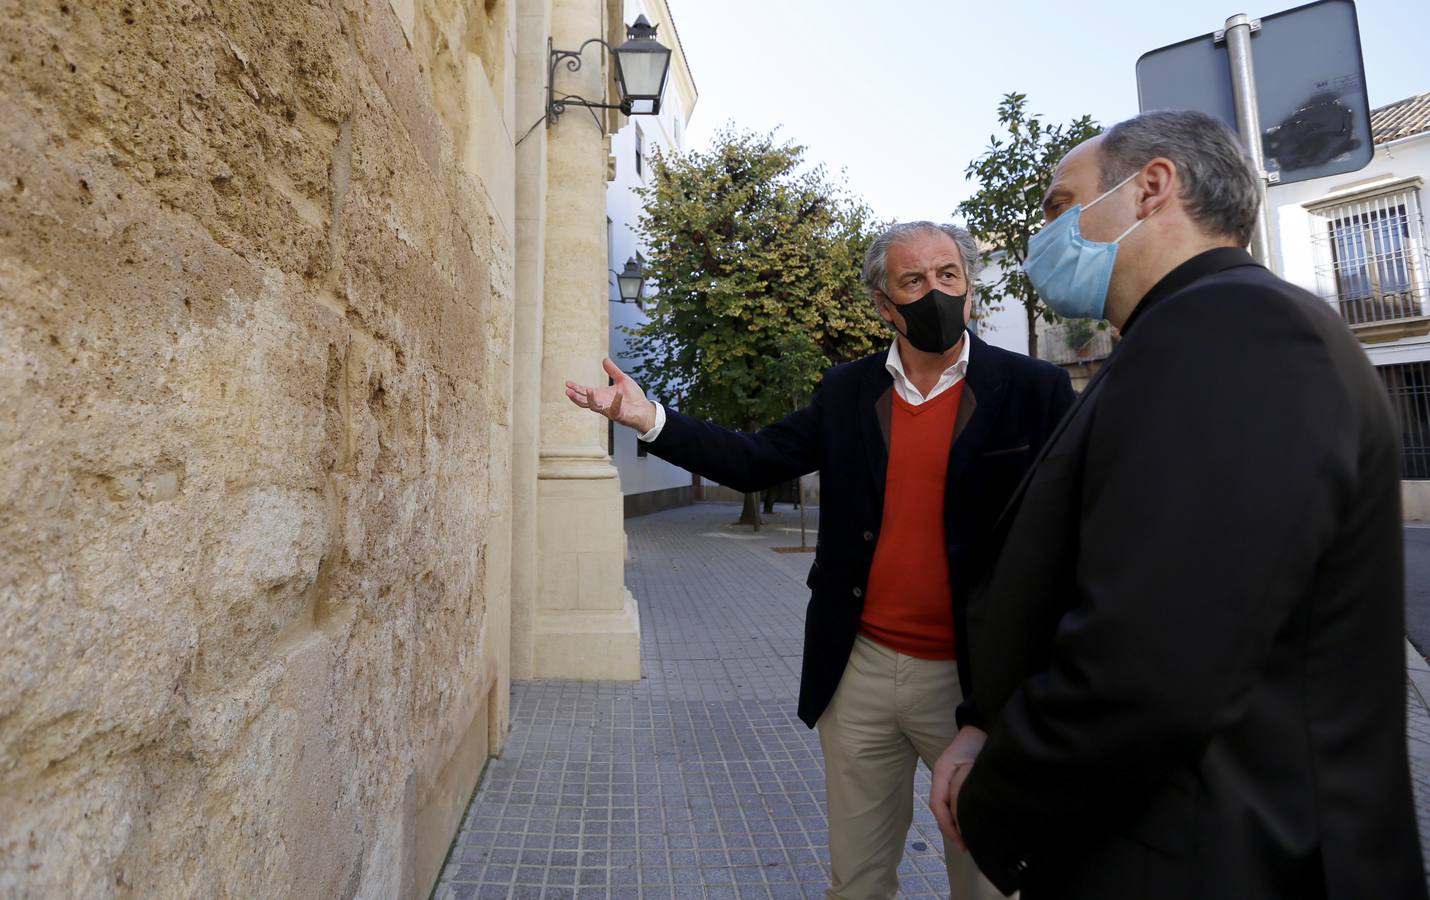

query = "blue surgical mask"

[{"left": 1023, "top": 172, "right": 1154, "bottom": 320}]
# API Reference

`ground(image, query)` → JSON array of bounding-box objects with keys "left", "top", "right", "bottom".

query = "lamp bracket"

[{"left": 547, "top": 37, "right": 632, "bottom": 127}]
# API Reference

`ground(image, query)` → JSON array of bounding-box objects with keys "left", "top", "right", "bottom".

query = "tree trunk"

[
  {"left": 1026, "top": 302, "right": 1039, "bottom": 359},
  {"left": 763, "top": 489, "right": 776, "bottom": 515},
  {"left": 738, "top": 491, "right": 762, "bottom": 532}
]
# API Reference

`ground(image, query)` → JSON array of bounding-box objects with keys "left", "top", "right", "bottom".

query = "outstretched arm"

[
  {"left": 564, "top": 357, "right": 823, "bottom": 493},
  {"left": 565, "top": 357, "right": 660, "bottom": 435}
]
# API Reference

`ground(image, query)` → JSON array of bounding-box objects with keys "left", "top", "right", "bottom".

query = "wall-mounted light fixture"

[
  {"left": 548, "top": 15, "right": 673, "bottom": 127},
  {"left": 610, "top": 257, "right": 646, "bottom": 304}
]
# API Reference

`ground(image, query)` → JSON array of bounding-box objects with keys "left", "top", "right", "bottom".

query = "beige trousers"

[{"left": 817, "top": 635, "right": 1005, "bottom": 900}]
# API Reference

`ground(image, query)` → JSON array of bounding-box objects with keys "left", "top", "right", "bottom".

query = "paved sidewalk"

[
  {"left": 436, "top": 501, "right": 1430, "bottom": 899},
  {"left": 435, "top": 502, "right": 950, "bottom": 899},
  {"left": 1405, "top": 641, "right": 1430, "bottom": 881}
]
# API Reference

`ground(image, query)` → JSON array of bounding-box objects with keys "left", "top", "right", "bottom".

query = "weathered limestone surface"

[{"left": 0, "top": 1, "right": 514, "bottom": 896}]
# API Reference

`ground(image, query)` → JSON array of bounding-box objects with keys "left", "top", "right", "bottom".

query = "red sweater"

[{"left": 859, "top": 384, "right": 964, "bottom": 659}]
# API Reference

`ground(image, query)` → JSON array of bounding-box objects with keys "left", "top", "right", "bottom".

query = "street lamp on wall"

[
  {"left": 611, "top": 257, "right": 645, "bottom": 304},
  {"left": 548, "top": 15, "right": 673, "bottom": 126}
]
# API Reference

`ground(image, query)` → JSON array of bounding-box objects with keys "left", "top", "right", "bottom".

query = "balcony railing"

[
  {"left": 1310, "top": 186, "right": 1430, "bottom": 328},
  {"left": 1038, "top": 321, "right": 1116, "bottom": 366}
]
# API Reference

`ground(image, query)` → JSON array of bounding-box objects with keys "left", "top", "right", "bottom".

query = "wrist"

[{"left": 639, "top": 401, "right": 659, "bottom": 435}]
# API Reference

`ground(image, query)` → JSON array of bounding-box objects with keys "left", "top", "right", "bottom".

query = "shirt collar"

[{"left": 884, "top": 334, "right": 971, "bottom": 392}]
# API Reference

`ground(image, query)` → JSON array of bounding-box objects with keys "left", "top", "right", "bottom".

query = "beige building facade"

[{"left": 0, "top": 0, "right": 651, "bottom": 896}]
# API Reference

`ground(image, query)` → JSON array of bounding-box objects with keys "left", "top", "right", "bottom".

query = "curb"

[{"left": 1408, "top": 639, "right": 1430, "bottom": 713}]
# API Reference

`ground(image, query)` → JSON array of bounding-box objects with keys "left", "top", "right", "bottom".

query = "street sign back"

[{"left": 1136, "top": 0, "right": 1372, "bottom": 186}]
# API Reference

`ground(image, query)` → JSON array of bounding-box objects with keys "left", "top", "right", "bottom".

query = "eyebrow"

[{"left": 895, "top": 259, "right": 964, "bottom": 281}]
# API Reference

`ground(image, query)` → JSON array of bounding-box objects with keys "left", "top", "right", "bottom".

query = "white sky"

[{"left": 668, "top": 0, "right": 1430, "bottom": 223}]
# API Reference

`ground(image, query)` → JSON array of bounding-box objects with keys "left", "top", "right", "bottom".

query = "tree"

[
  {"left": 627, "top": 128, "right": 886, "bottom": 527},
  {"left": 958, "top": 93, "right": 1102, "bottom": 359}
]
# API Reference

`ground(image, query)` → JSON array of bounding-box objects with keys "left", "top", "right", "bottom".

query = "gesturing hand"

[
  {"left": 929, "top": 725, "right": 988, "bottom": 850},
  {"left": 565, "top": 357, "right": 659, "bottom": 435}
]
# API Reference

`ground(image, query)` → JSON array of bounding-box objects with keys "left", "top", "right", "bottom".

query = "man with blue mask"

[
  {"left": 566, "top": 221, "right": 1074, "bottom": 898},
  {"left": 928, "top": 110, "right": 1425, "bottom": 900}
]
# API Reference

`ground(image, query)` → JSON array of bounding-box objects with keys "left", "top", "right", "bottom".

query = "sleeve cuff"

[
  {"left": 638, "top": 403, "right": 666, "bottom": 442},
  {"left": 955, "top": 699, "right": 986, "bottom": 731}
]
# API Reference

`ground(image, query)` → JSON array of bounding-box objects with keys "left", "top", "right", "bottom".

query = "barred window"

[
  {"left": 1310, "top": 184, "right": 1428, "bottom": 327},
  {"left": 1376, "top": 361, "right": 1430, "bottom": 480}
]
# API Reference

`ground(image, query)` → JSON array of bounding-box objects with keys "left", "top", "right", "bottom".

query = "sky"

[{"left": 668, "top": 0, "right": 1430, "bottom": 223}]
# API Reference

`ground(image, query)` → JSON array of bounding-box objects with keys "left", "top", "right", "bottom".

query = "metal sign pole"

[{"left": 1219, "top": 13, "right": 1277, "bottom": 271}]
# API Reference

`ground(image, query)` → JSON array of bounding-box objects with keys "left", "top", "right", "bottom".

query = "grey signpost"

[
  {"left": 1137, "top": 0, "right": 1374, "bottom": 271},
  {"left": 1222, "top": 14, "right": 1276, "bottom": 268}
]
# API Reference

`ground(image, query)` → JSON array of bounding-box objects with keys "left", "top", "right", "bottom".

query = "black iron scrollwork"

[{"left": 547, "top": 38, "right": 631, "bottom": 129}]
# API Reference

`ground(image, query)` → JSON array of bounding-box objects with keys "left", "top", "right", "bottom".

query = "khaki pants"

[{"left": 817, "top": 635, "right": 1004, "bottom": 900}]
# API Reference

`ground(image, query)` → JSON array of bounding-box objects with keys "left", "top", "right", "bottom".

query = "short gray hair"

[
  {"left": 861, "top": 222, "right": 981, "bottom": 305},
  {"left": 1098, "top": 110, "right": 1260, "bottom": 246}
]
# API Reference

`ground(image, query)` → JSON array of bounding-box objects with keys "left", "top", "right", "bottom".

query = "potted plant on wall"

[{"left": 1063, "top": 318, "right": 1097, "bottom": 360}]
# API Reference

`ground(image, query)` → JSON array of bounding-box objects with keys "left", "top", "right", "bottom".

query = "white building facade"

[
  {"left": 606, "top": 0, "right": 699, "bottom": 517},
  {"left": 1270, "top": 91, "right": 1430, "bottom": 515}
]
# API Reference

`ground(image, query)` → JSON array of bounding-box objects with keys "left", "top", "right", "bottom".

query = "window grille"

[
  {"left": 1311, "top": 186, "right": 1428, "bottom": 326},
  {"left": 1376, "top": 361, "right": 1430, "bottom": 480}
]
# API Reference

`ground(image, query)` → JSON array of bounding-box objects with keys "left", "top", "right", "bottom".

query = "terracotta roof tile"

[{"left": 1371, "top": 90, "right": 1430, "bottom": 144}]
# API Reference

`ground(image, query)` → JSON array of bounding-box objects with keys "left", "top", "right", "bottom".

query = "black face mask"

[{"left": 888, "top": 288, "right": 967, "bottom": 354}]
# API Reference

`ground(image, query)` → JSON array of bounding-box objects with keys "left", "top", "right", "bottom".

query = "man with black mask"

[{"left": 566, "top": 221, "right": 1074, "bottom": 899}]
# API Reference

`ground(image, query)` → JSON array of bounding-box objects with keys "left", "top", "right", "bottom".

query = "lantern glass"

[
  {"left": 613, "top": 16, "right": 672, "bottom": 112},
  {"left": 617, "top": 258, "right": 644, "bottom": 303}
]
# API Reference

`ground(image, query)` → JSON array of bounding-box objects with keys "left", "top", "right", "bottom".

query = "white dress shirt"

[
  {"left": 884, "top": 335, "right": 971, "bottom": 406},
  {"left": 637, "top": 336, "right": 971, "bottom": 442}
]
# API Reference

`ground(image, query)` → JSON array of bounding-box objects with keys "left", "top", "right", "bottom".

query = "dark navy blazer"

[{"left": 647, "top": 333, "right": 1075, "bottom": 727}]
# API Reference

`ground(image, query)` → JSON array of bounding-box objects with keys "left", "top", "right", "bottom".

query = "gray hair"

[
  {"left": 1098, "top": 109, "right": 1260, "bottom": 246},
  {"left": 861, "top": 222, "right": 982, "bottom": 306}
]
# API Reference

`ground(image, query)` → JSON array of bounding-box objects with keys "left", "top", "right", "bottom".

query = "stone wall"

[{"left": 0, "top": 1, "right": 514, "bottom": 896}]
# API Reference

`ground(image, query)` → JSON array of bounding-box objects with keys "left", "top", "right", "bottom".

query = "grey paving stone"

[{"left": 437, "top": 502, "right": 1430, "bottom": 896}]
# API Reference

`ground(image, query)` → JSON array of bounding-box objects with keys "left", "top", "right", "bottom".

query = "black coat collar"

[
  {"left": 1122, "top": 247, "right": 1261, "bottom": 336},
  {"left": 991, "top": 248, "right": 1261, "bottom": 537}
]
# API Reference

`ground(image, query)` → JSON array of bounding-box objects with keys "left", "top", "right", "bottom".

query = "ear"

[{"left": 1136, "top": 157, "right": 1178, "bottom": 218}]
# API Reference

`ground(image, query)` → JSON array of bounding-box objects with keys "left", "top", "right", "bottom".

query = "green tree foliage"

[
  {"left": 958, "top": 93, "right": 1102, "bottom": 359},
  {"left": 626, "top": 128, "right": 886, "bottom": 432}
]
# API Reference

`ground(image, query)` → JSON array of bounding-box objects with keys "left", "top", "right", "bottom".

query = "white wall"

[
  {"left": 972, "top": 253, "right": 1032, "bottom": 355},
  {"left": 1269, "top": 133, "right": 1430, "bottom": 366},
  {"left": 606, "top": 0, "right": 695, "bottom": 498}
]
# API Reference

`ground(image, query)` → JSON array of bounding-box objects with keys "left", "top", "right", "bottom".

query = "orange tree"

[
  {"left": 627, "top": 128, "right": 885, "bottom": 524},
  {"left": 958, "top": 93, "right": 1101, "bottom": 359}
]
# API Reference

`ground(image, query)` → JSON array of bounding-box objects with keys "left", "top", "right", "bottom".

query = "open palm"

[{"left": 565, "top": 357, "right": 659, "bottom": 434}]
